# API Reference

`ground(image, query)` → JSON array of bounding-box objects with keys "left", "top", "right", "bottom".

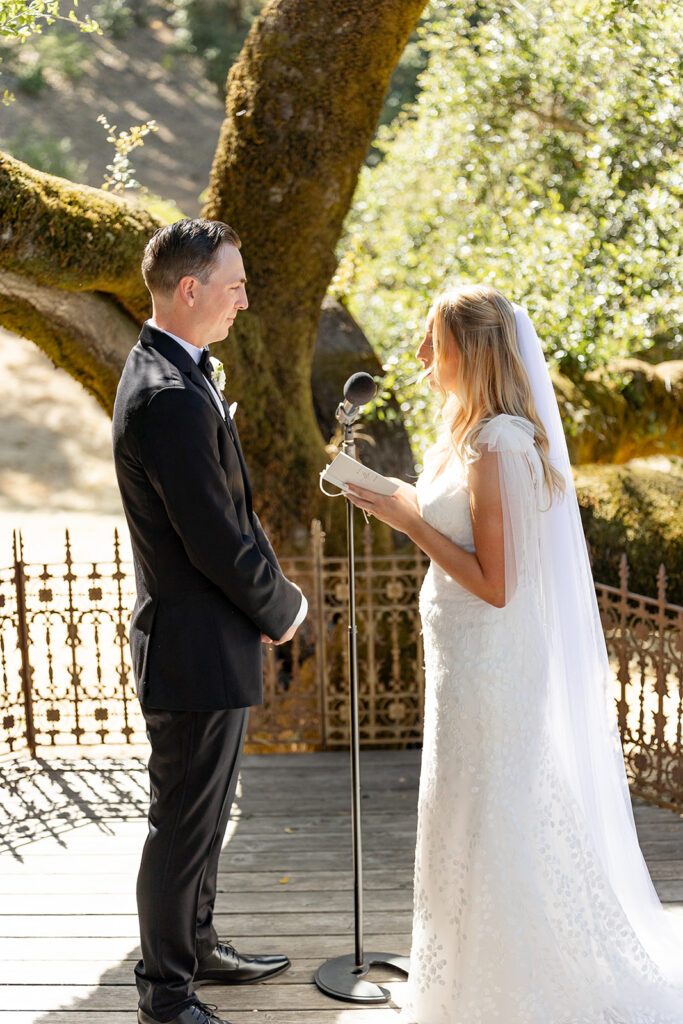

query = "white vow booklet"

[{"left": 321, "top": 452, "right": 399, "bottom": 496}]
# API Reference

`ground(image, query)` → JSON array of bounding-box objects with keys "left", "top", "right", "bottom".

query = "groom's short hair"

[{"left": 142, "top": 218, "right": 241, "bottom": 297}]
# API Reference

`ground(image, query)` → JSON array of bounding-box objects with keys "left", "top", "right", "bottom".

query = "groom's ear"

[{"left": 177, "top": 275, "right": 198, "bottom": 308}]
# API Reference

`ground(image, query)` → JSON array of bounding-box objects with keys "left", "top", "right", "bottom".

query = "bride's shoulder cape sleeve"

[{"left": 474, "top": 413, "right": 546, "bottom": 602}]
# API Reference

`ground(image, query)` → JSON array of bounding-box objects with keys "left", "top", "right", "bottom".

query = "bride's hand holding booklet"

[{"left": 320, "top": 452, "right": 399, "bottom": 497}]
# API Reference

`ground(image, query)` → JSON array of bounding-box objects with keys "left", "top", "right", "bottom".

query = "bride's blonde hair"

[{"left": 429, "top": 284, "right": 565, "bottom": 499}]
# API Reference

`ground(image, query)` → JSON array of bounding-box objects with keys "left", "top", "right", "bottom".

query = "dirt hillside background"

[
  {"left": 0, "top": 0, "right": 226, "bottom": 213},
  {"left": 0, "top": 1, "right": 230, "bottom": 565},
  {"left": 0, "top": 326, "right": 130, "bottom": 565}
]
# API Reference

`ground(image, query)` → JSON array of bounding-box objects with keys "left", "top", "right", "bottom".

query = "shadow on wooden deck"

[
  {"left": 1, "top": 750, "right": 682, "bottom": 1023},
  {"left": 0, "top": 756, "right": 150, "bottom": 859},
  {"left": 0, "top": 750, "right": 422, "bottom": 1023}
]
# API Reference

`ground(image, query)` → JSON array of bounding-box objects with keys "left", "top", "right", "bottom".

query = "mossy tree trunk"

[
  {"left": 0, "top": 0, "right": 427, "bottom": 548},
  {"left": 202, "top": 0, "right": 428, "bottom": 546}
]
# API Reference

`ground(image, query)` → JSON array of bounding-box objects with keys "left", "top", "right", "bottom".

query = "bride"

[{"left": 345, "top": 284, "right": 683, "bottom": 1024}]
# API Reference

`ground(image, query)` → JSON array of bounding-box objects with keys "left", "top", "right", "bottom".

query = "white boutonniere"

[{"left": 209, "top": 357, "right": 226, "bottom": 393}]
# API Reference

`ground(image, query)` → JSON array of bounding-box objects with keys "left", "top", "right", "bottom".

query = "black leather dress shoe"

[
  {"left": 194, "top": 940, "right": 290, "bottom": 984},
  {"left": 138, "top": 1000, "right": 232, "bottom": 1024}
]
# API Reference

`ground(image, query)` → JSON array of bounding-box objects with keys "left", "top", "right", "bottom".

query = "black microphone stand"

[{"left": 314, "top": 409, "right": 410, "bottom": 1003}]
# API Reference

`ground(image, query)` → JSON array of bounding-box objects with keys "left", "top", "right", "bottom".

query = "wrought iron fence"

[
  {"left": 0, "top": 531, "right": 139, "bottom": 754},
  {"left": 0, "top": 523, "right": 428, "bottom": 755},
  {"left": 597, "top": 558, "right": 683, "bottom": 812},
  {"left": 1, "top": 523, "right": 682, "bottom": 810}
]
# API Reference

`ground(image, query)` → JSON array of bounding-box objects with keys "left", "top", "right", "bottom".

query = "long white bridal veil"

[{"left": 514, "top": 305, "right": 683, "bottom": 982}]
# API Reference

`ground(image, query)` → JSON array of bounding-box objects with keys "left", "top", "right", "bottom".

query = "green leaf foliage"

[
  {"left": 0, "top": 0, "right": 99, "bottom": 100},
  {"left": 0, "top": 1, "right": 99, "bottom": 39},
  {"left": 337, "top": 0, "right": 682, "bottom": 448},
  {"left": 575, "top": 460, "right": 683, "bottom": 604}
]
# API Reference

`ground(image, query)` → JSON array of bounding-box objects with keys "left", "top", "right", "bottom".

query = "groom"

[{"left": 112, "top": 219, "right": 306, "bottom": 1024}]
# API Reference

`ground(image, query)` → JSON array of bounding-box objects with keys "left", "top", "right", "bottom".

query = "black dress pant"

[{"left": 135, "top": 706, "right": 249, "bottom": 1022}]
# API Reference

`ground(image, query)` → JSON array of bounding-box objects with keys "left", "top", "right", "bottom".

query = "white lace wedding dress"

[{"left": 401, "top": 414, "right": 683, "bottom": 1024}]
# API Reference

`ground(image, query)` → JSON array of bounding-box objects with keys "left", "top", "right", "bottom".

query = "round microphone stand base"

[{"left": 314, "top": 952, "right": 410, "bottom": 1004}]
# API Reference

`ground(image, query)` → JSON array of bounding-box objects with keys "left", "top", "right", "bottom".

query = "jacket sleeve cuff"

[{"left": 285, "top": 592, "right": 308, "bottom": 634}]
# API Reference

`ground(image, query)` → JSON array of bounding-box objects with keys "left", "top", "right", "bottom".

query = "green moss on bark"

[
  {"left": 203, "top": 0, "right": 427, "bottom": 546},
  {"left": 555, "top": 359, "right": 683, "bottom": 465},
  {"left": 205, "top": 0, "right": 427, "bottom": 300},
  {"left": 0, "top": 152, "right": 158, "bottom": 322},
  {"left": 0, "top": 2, "right": 428, "bottom": 549}
]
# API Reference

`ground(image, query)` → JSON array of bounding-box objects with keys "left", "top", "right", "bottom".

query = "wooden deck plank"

[
  {"left": 5, "top": 877, "right": 683, "bottom": 917},
  {"left": 5, "top": 859, "right": 683, "bottom": 892},
  {"left": 0, "top": 981, "right": 410, "bottom": 1012},
  {"left": 1, "top": 749, "right": 681, "bottom": 1024},
  {"left": 0, "top": 851, "right": 416, "bottom": 874},
  {"left": 4, "top": 822, "right": 681, "bottom": 861},
  {"left": 0, "top": 834, "right": 414, "bottom": 857},
  {"left": 0, "top": 818, "right": 409, "bottom": 844},
  {"left": 0, "top": 869, "right": 411, "bottom": 895},
  {"left": 1, "top": 1012, "right": 404, "bottom": 1023},
  {"left": 0, "top": 934, "right": 412, "bottom": 963},
  {"left": 0, "top": 888, "right": 413, "bottom": 916},
  {"left": 0, "top": 958, "right": 403, "bottom": 986},
  {"left": 0, "top": 910, "right": 413, "bottom": 938}
]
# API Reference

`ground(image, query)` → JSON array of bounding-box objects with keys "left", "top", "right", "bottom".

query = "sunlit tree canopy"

[{"left": 337, "top": 0, "right": 682, "bottom": 443}]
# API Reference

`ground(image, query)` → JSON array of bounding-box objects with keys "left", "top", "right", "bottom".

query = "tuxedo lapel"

[{"left": 139, "top": 323, "right": 253, "bottom": 511}]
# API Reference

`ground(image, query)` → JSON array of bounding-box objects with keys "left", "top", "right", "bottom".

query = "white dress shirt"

[{"left": 148, "top": 321, "right": 308, "bottom": 636}]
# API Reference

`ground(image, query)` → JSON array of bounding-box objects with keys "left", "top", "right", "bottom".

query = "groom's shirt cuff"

[{"left": 287, "top": 592, "right": 308, "bottom": 633}]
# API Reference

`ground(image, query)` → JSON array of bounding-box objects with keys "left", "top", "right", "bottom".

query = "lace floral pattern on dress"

[{"left": 401, "top": 415, "right": 683, "bottom": 1024}]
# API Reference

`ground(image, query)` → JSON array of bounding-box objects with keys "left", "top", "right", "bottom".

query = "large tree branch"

[
  {"left": 0, "top": 1, "right": 428, "bottom": 547},
  {"left": 554, "top": 358, "right": 683, "bottom": 464},
  {"left": 0, "top": 269, "right": 139, "bottom": 413},
  {"left": 0, "top": 152, "right": 158, "bottom": 322}
]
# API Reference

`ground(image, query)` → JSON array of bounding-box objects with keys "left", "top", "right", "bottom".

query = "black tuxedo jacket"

[{"left": 112, "top": 323, "right": 301, "bottom": 710}]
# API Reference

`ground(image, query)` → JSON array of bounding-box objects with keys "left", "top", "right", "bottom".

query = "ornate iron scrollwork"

[{"left": 1, "top": 525, "right": 682, "bottom": 812}]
